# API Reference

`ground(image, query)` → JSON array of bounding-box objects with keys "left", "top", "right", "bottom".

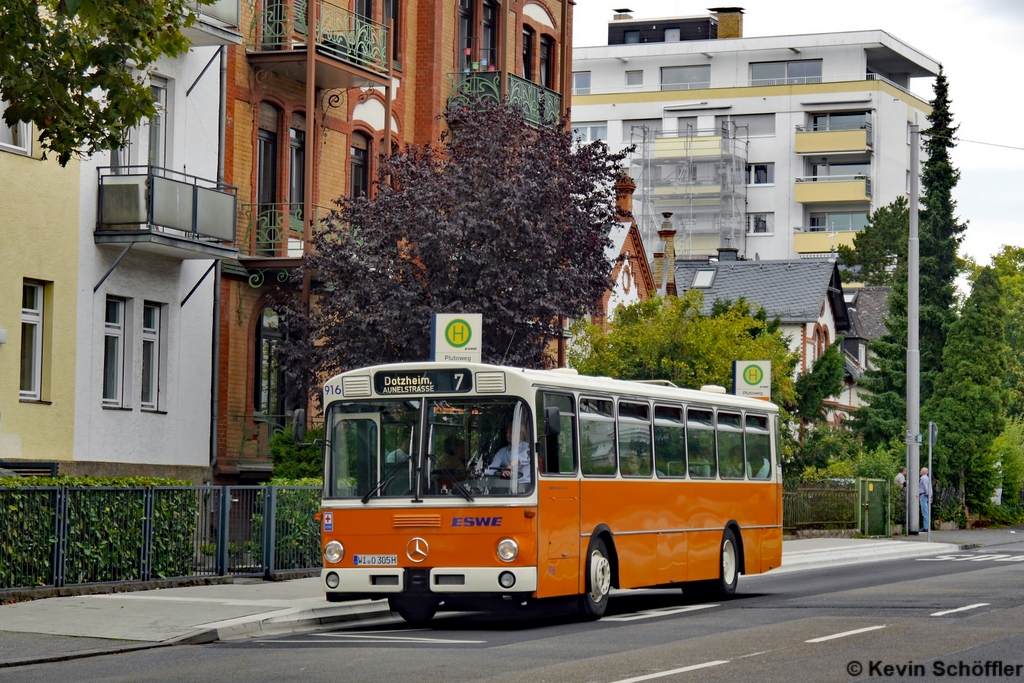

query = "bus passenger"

[
  {"left": 436, "top": 435, "right": 467, "bottom": 479},
  {"left": 485, "top": 422, "right": 531, "bottom": 484}
]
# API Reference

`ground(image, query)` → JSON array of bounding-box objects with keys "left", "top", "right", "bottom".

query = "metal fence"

[
  {"left": 0, "top": 485, "right": 321, "bottom": 591},
  {"left": 783, "top": 485, "right": 857, "bottom": 531}
]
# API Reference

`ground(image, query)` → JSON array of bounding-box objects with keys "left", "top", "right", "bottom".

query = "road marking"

[
  {"left": 604, "top": 604, "right": 719, "bottom": 622},
  {"left": 917, "top": 554, "right": 1024, "bottom": 562},
  {"left": 607, "top": 660, "right": 729, "bottom": 683},
  {"left": 806, "top": 625, "right": 886, "bottom": 643},
  {"left": 931, "top": 603, "right": 989, "bottom": 617},
  {"left": 308, "top": 633, "right": 485, "bottom": 644}
]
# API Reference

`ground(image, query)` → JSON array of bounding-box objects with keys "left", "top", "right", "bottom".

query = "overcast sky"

[{"left": 572, "top": 0, "right": 1024, "bottom": 267}]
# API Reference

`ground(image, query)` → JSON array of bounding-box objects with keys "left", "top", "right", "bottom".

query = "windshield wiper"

[
  {"left": 361, "top": 457, "right": 410, "bottom": 504},
  {"left": 431, "top": 463, "right": 475, "bottom": 502}
]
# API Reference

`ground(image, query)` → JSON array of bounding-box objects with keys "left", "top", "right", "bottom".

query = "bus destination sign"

[{"left": 374, "top": 369, "right": 473, "bottom": 395}]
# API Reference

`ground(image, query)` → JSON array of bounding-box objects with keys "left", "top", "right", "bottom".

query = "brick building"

[{"left": 216, "top": 0, "right": 574, "bottom": 481}]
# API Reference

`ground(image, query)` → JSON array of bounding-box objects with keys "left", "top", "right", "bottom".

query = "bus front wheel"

[
  {"left": 389, "top": 596, "right": 438, "bottom": 624},
  {"left": 716, "top": 528, "right": 739, "bottom": 595},
  {"left": 579, "top": 536, "right": 612, "bottom": 620}
]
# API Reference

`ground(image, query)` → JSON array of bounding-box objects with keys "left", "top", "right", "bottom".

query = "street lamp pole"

[{"left": 907, "top": 124, "right": 921, "bottom": 535}]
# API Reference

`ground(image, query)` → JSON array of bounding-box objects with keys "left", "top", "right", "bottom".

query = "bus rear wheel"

[
  {"left": 388, "top": 596, "right": 438, "bottom": 624},
  {"left": 579, "top": 536, "right": 612, "bottom": 620}
]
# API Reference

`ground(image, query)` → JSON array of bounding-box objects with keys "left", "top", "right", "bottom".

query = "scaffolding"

[{"left": 627, "top": 121, "right": 749, "bottom": 258}]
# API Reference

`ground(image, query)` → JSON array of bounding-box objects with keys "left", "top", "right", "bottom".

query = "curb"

[
  {"left": 772, "top": 541, "right": 963, "bottom": 574},
  {"left": 0, "top": 575, "right": 236, "bottom": 605},
  {"left": 0, "top": 641, "right": 173, "bottom": 669}
]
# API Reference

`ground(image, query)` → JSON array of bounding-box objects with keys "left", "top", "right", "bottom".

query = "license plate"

[{"left": 353, "top": 554, "right": 398, "bottom": 567}]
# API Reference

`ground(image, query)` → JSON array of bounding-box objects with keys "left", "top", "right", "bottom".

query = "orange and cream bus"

[{"left": 318, "top": 362, "right": 782, "bottom": 623}]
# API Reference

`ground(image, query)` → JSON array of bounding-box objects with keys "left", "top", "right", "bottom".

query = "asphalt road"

[{"left": 7, "top": 545, "right": 1024, "bottom": 683}]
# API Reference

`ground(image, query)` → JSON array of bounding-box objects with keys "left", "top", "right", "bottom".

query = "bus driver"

[{"left": 485, "top": 422, "right": 531, "bottom": 484}]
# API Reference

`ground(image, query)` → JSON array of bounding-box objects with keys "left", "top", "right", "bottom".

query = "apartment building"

[
  {"left": 0, "top": 2, "right": 241, "bottom": 480},
  {"left": 571, "top": 8, "right": 938, "bottom": 260},
  {"left": 215, "top": 0, "right": 574, "bottom": 481}
]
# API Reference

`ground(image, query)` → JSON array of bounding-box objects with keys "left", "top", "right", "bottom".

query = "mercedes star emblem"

[{"left": 406, "top": 537, "right": 430, "bottom": 563}]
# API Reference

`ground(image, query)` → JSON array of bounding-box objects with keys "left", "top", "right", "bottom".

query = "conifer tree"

[
  {"left": 919, "top": 68, "right": 968, "bottom": 401},
  {"left": 837, "top": 197, "right": 908, "bottom": 286},
  {"left": 925, "top": 267, "right": 1007, "bottom": 511}
]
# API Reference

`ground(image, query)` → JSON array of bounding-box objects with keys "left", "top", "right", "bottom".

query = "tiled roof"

[
  {"left": 674, "top": 257, "right": 849, "bottom": 329},
  {"left": 848, "top": 286, "right": 890, "bottom": 341}
]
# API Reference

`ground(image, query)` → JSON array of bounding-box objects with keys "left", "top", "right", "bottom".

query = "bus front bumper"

[{"left": 322, "top": 566, "right": 537, "bottom": 595}]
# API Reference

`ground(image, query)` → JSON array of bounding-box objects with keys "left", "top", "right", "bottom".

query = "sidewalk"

[{"left": 0, "top": 531, "right": 1000, "bottom": 668}]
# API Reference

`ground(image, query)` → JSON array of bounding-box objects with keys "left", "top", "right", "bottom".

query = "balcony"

[
  {"left": 236, "top": 202, "right": 331, "bottom": 267},
  {"left": 448, "top": 72, "right": 562, "bottom": 128},
  {"left": 246, "top": 0, "right": 390, "bottom": 90},
  {"left": 794, "top": 175, "right": 872, "bottom": 203},
  {"left": 96, "top": 166, "right": 238, "bottom": 260},
  {"left": 795, "top": 123, "right": 873, "bottom": 155},
  {"left": 793, "top": 230, "right": 859, "bottom": 254},
  {"left": 184, "top": 0, "right": 241, "bottom": 45}
]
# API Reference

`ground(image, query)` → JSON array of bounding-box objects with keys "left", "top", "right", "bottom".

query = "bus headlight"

[
  {"left": 325, "top": 572, "right": 340, "bottom": 589},
  {"left": 498, "top": 571, "right": 516, "bottom": 588},
  {"left": 496, "top": 539, "right": 518, "bottom": 563},
  {"left": 324, "top": 540, "right": 344, "bottom": 564}
]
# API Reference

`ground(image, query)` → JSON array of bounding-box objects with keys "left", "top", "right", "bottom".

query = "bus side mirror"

[
  {"left": 544, "top": 407, "right": 561, "bottom": 437},
  {"left": 292, "top": 408, "right": 306, "bottom": 443}
]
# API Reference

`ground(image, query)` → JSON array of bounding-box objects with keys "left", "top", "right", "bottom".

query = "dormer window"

[{"left": 692, "top": 269, "right": 716, "bottom": 288}]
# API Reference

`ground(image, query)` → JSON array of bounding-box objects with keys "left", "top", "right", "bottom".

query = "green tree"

[
  {"left": 793, "top": 339, "right": 847, "bottom": 424},
  {"left": 269, "top": 427, "right": 325, "bottom": 480},
  {"left": 990, "top": 418, "right": 1024, "bottom": 518},
  {"left": 568, "top": 292, "right": 798, "bottom": 404},
  {"left": 919, "top": 68, "right": 968, "bottom": 402},
  {"left": 837, "top": 197, "right": 908, "bottom": 286},
  {"left": 0, "top": 0, "right": 211, "bottom": 165},
  {"left": 925, "top": 267, "right": 1007, "bottom": 511},
  {"left": 990, "top": 246, "right": 1024, "bottom": 417}
]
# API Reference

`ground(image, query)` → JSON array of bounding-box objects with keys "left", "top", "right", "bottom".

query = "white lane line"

[
  {"left": 314, "top": 628, "right": 430, "bottom": 635},
  {"left": 931, "top": 603, "right": 989, "bottom": 617},
  {"left": 604, "top": 604, "right": 719, "bottom": 622},
  {"left": 806, "top": 625, "right": 886, "bottom": 643},
  {"left": 307, "top": 633, "right": 485, "bottom": 644},
  {"left": 607, "top": 660, "right": 729, "bottom": 683}
]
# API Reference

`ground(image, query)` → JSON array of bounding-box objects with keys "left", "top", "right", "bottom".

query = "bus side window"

[
  {"left": 540, "top": 392, "right": 577, "bottom": 475},
  {"left": 581, "top": 398, "right": 616, "bottom": 476},
  {"left": 687, "top": 408, "right": 715, "bottom": 478},
  {"left": 618, "top": 401, "right": 652, "bottom": 477},
  {"left": 654, "top": 405, "right": 685, "bottom": 478},
  {"left": 746, "top": 414, "right": 772, "bottom": 480},
  {"left": 717, "top": 412, "right": 745, "bottom": 479}
]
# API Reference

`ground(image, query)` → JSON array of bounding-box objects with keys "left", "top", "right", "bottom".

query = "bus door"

[{"left": 536, "top": 393, "right": 580, "bottom": 598}]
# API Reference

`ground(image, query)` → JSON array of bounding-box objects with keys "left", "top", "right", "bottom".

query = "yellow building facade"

[{"left": 0, "top": 123, "right": 80, "bottom": 466}]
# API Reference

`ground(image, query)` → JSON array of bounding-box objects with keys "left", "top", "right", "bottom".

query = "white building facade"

[
  {"left": 571, "top": 9, "right": 938, "bottom": 261},
  {"left": 70, "top": 2, "right": 241, "bottom": 481}
]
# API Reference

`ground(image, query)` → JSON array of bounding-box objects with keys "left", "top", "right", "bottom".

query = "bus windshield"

[{"left": 325, "top": 397, "right": 534, "bottom": 500}]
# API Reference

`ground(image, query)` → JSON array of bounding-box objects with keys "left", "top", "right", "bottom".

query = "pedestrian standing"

[
  {"left": 919, "top": 467, "right": 932, "bottom": 532},
  {"left": 895, "top": 466, "right": 906, "bottom": 489}
]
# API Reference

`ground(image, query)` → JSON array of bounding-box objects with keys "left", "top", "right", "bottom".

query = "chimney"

[
  {"left": 652, "top": 242, "right": 666, "bottom": 295},
  {"left": 660, "top": 212, "right": 677, "bottom": 296},
  {"left": 613, "top": 7, "right": 634, "bottom": 20},
  {"left": 709, "top": 7, "right": 744, "bottom": 39},
  {"left": 614, "top": 174, "right": 636, "bottom": 223},
  {"left": 717, "top": 246, "right": 739, "bottom": 261}
]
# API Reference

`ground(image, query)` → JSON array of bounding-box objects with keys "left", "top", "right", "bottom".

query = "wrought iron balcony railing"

[
  {"left": 448, "top": 72, "right": 562, "bottom": 128},
  {"left": 237, "top": 202, "right": 332, "bottom": 259},
  {"left": 248, "top": 0, "right": 389, "bottom": 78}
]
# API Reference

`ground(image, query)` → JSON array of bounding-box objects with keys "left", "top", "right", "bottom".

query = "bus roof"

[{"left": 326, "top": 362, "right": 779, "bottom": 413}]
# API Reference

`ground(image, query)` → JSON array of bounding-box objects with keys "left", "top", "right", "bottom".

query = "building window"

[
  {"left": 811, "top": 161, "right": 869, "bottom": 180},
  {"left": 20, "top": 282, "right": 44, "bottom": 401},
  {"left": 692, "top": 269, "right": 715, "bottom": 288},
  {"left": 573, "top": 122, "right": 607, "bottom": 143},
  {"left": 141, "top": 303, "right": 162, "bottom": 410},
  {"left": 623, "top": 30, "right": 640, "bottom": 44},
  {"left": 350, "top": 132, "right": 370, "bottom": 198},
  {"left": 625, "top": 70, "right": 643, "bottom": 87},
  {"left": 147, "top": 77, "right": 168, "bottom": 167},
  {"left": 746, "top": 163, "right": 774, "bottom": 185},
  {"left": 255, "top": 307, "right": 291, "bottom": 419},
  {"left": 716, "top": 113, "right": 775, "bottom": 137},
  {"left": 0, "top": 99, "right": 31, "bottom": 155},
  {"left": 809, "top": 212, "right": 868, "bottom": 232},
  {"left": 811, "top": 111, "right": 868, "bottom": 131},
  {"left": 103, "top": 298, "right": 126, "bottom": 407},
  {"left": 458, "top": 0, "right": 474, "bottom": 72},
  {"left": 539, "top": 35, "right": 554, "bottom": 88},
  {"left": 522, "top": 27, "right": 535, "bottom": 80},
  {"left": 481, "top": 0, "right": 497, "bottom": 70},
  {"left": 384, "top": 0, "right": 399, "bottom": 62},
  {"left": 750, "top": 59, "right": 822, "bottom": 86},
  {"left": 664, "top": 27, "right": 680, "bottom": 42},
  {"left": 572, "top": 71, "right": 590, "bottom": 95},
  {"left": 289, "top": 112, "right": 305, "bottom": 220},
  {"left": 354, "top": 0, "right": 371, "bottom": 19},
  {"left": 661, "top": 65, "right": 710, "bottom": 91},
  {"left": 746, "top": 213, "right": 775, "bottom": 234}
]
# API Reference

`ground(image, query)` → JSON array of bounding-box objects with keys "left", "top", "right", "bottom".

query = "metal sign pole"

[{"left": 928, "top": 422, "right": 937, "bottom": 543}]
